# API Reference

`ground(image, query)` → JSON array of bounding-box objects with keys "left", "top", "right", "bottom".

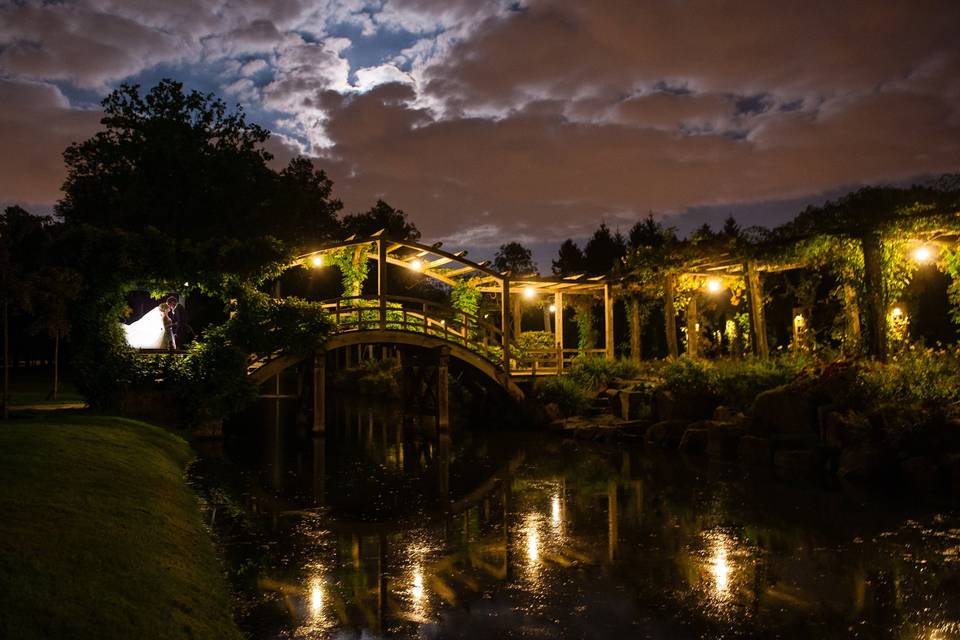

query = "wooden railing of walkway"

[{"left": 247, "top": 294, "right": 602, "bottom": 381}]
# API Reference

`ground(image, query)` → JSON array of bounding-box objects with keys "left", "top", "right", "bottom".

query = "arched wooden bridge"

[{"left": 247, "top": 235, "right": 615, "bottom": 428}]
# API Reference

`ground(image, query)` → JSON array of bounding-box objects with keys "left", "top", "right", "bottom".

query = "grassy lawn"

[
  {"left": 4, "top": 368, "right": 85, "bottom": 407},
  {"left": 0, "top": 413, "right": 242, "bottom": 640}
]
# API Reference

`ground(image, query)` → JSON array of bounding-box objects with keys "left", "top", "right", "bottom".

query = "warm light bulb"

[
  {"left": 549, "top": 304, "right": 556, "bottom": 313},
  {"left": 410, "top": 258, "right": 423, "bottom": 271},
  {"left": 912, "top": 246, "right": 933, "bottom": 263},
  {"left": 311, "top": 255, "right": 323, "bottom": 267},
  {"left": 891, "top": 306, "right": 904, "bottom": 318},
  {"left": 794, "top": 314, "right": 804, "bottom": 326},
  {"left": 706, "top": 278, "right": 723, "bottom": 294},
  {"left": 523, "top": 286, "right": 536, "bottom": 299}
]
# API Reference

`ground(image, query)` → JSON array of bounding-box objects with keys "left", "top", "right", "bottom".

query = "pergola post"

[
  {"left": 745, "top": 261, "right": 769, "bottom": 359},
  {"left": 500, "top": 279, "right": 511, "bottom": 377},
  {"left": 861, "top": 231, "right": 888, "bottom": 361},
  {"left": 512, "top": 294, "right": 522, "bottom": 339},
  {"left": 312, "top": 351, "right": 325, "bottom": 434},
  {"left": 378, "top": 239, "right": 388, "bottom": 330},
  {"left": 686, "top": 295, "right": 699, "bottom": 358},
  {"left": 555, "top": 291, "right": 565, "bottom": 371},
  {"left": 663, "top": 273, "right": 679, "bottom": 359},
  {"left": 629, "top": 296, "right": 642, "bottom": 362},
  {"left": 842, "top": 281, "right": 862, "bottom": 354},
  {"left": 604, "top": 283, "right": 615, "bottom": 361}
]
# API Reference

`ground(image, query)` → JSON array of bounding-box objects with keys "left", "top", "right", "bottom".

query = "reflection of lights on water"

[
  {"left": 711, "top": 545, "right": 730, "bottom": 594},
  {"left": 411, "top": 569, "right": 424, "bottom": 602},
  {"left": 309, "top": 580, "right": 323, "bottom": 614},
  {"left": 551, "top": 494, "right": 562, "bottom": 528},
  {"left": 526, "top": 520, "right": 540, "bottom": 563}
]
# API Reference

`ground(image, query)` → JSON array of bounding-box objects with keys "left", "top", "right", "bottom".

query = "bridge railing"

[
  {"left": 321, "top": 295, "right": 508, "bottom": 366},
  {"left": 513, "top": 347, "right": 607, "bottom": 375}
]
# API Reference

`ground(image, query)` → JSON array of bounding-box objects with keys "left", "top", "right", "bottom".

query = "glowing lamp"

[
  {"left": 706, "top": 278, "right": 723, "bottom": 294},
  {"left": 549, "top": 303, "right": 556, "bottom": 313},
  {"left": 912, "top": 246, "right": 933, "bottom": 263},
  {"left": 410, "top": 258, "right": 423, "bottom": 271},
  {"left": 891, "top": 307, "right": 904, "bottom": 318},
  {"left": 310, "top": 255, "right": 324, "bottom": 268},
  {"left": 794, "top": 314, "right": 805, "bottom": 326},
  {"left": 523, "top": 286, "right": 536, "bottom": 299}
]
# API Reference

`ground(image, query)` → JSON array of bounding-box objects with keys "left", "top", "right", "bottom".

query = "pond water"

[{"left": 195, "top": 399, "right": 960, "bottom": 639}]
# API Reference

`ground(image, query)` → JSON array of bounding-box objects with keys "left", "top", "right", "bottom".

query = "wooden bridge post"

[
  {"left": 312, "top": 352, "right": 325, "bottom": 434},
  {"left": 436, "top": 346, "right": 450, "bottom": 431},
  {"left": 745, "top": 261, "right": 769, "bottom": 359},
  {"left": 500, "top": 279, "right": 511, "bottom": 378},
  {"left": 378, "top": 239, "right": 388, "bottom": 330},
  {"left": 663, "top": 273, "right": 679, "bottom": 359},
  {"left": 604, "top": 283, "right": 615, "bottom": 361}
]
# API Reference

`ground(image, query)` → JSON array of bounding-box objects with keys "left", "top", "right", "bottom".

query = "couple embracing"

[{"left": 159, "top": 295, "right": 185, "bottom": 350}]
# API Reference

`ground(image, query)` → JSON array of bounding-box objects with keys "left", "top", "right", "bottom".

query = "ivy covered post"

[
  {"left": 604, "top": 283, "right": 614, "bottom": 361},
  {"left": 861, "top": 231, "right": 888, "bottom": 361},
  {"left": 378, "top": 239, "right": 388, "bottom": 330},
  {"left": 554, "top": 291, "right": 565, "bottom": 369},
  {"left": 663, "top": 273, "right": 679, "bottom": 359},
  {"left": 841, "top": 281, "right": 862, "bottom": 354},
  {"left": 744, "top": 261, "right": 769, "bottom": 359},
  {"left": 685, "top": 294, "right": 699, "bottom": 358},
  {"left": 629, "top": 296, "right": 642, "bottom": 363},
  {"left": 500, "top": 279, "right": 511, "bottom": 377}
]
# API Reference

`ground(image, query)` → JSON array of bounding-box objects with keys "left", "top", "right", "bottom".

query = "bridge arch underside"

[
  {"left": 328, "top": 331, "right": 525, "bottom": 403},
  {"left": 256, "top": 330, "right": 524, "bottom": 403}
]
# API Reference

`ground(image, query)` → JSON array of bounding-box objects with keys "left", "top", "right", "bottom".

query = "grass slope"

[{"left": 0, "top": 413, "right": 242, "bottom": 640}]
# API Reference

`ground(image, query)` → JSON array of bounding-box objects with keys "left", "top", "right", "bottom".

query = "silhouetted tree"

[
  {"left": 341, "top": 199, "right": 420, "bottom": 241},
  {"left": 493, "top": 242, "right": 537, "bottom": 275},
  {"left": 721, "top": 215, "right": 742, "bottom": 239},
  {"left": 628, "top": 214, "right": 676, "bottom": 250},
  {"left": 274, "top": 156, "right": 343, "bottom": 247},
  {"left": 583, "top": 223, "right": 627, "bottom": 275},
  {"left": 553, "top": 239, "right": 585, "bottom": 275},
  {"left": 29, "top": 266, "right": 83, "bottom": 400}
]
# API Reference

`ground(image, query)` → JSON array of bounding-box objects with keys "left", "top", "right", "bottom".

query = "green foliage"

[
  {"left": 660, "top": 355, "right": 811, "bottom": 411},
  {"left": 943, "top": 248, "right": 960, "bottom": 327},
  {"left": 493, "top": 242, "right": 537, "bottom": 275},
  {"left": 854, "top": 346, "right": 960, "bottom": 409},
  {"left": 535, "top": 377, "right": 589, "bottom": 417},
  {"left": 571, "top": 298, "right": 597, "bottom": 350},
  {"left": 568, "top": 356, "right": 642, "bottom": 391},
  {"left": 515, "top": 330, "right": 555, "bottom": 357},
  {"left": 329, "top": 245, "right": 372, "bottom": 296},
  {"left": 171, "top": 325, "right": 256, "bottom": 423},
  {"left": 333, "top": 358, "right": 401, "bottom": 397},
  {"left": 450, "top": 280, "right": 482, "bottom": 318},
  {"left": 341, "top": 199, "right": 419, "bottom": 241}
]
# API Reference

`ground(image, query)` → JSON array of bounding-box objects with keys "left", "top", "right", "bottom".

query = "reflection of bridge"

[{"left": 248, "top": 235, "right": 615, "bottom": 429}]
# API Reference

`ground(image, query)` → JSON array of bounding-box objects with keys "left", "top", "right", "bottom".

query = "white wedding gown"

[{"left": 122, "top": 305, "right": 167, "bottom": 349}]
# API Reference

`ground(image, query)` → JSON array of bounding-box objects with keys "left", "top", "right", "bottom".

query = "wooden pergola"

[{"left": 296, "top": 234, "right": 617, "bottom": 376}]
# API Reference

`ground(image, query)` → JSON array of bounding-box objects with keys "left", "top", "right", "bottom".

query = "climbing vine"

[
  {"left": 450, "top": 279, "right": 483, "bottom": 318},
  {"left": 329, "top": 244, "right": 373, "bottom": 296}
]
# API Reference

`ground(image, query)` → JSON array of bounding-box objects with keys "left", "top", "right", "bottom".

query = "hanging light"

[
  {"left": 794, "top": 314, "right": 805, "bottom": 326},
  {"left": 706, "top": 278, "right": 723, "bottom": 294},
  {"left": 891, "top": 306, "right": 904, "bottom": 318},
  {"left": 549, "top": 304, "right": 556, "bottom": 313},
  {"left": 912, "top": 246, "right": 933, "bottom": 263},
  {"left": 310, "top": 254, "right": 324, "bottom": 267},
  {"left": 410, "top": 258, "right": 423, "bottom": 271},
  {"left": 523, "top": 286, "right": 536, "bottom": 299}
]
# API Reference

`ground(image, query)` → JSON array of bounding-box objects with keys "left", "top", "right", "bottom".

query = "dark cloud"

[{"left": 0, "top": 0, "right": 958, "bottom": 251}]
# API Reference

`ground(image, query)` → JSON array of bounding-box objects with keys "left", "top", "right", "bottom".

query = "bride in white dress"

[{"left": 122, "top": 304, "right": 169, "bottom": 349}]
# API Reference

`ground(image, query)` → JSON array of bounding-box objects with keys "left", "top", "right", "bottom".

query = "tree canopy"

[{"left": 493, "top": 242, "right": 537, "bottom": 275}]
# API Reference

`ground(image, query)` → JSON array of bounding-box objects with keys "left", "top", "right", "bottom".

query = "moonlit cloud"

[{"left": 0, "top": 0, "right": 958, "bottom": 251}]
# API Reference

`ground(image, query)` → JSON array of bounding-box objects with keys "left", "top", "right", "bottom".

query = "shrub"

[
  {"left": 535, "top": 377, "right": 589, "bottom": 417},
  {"left": 568, "top": 356, "right": 643, "bottom": 391}
]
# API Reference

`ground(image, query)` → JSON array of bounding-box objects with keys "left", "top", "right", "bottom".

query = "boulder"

[
  {"left": 738, "top": 435, "right": 773, "bottom": 466},
  {"left": 822, "top": 410, "right": 871, "bottom": 449},
  {"left": 655, "top": 389, "right": 717, "bottom": 422},
  {"left": 645, "top": 420, "right": 691, "bottom": 448},
  {"left": 900, "top": 456, "right": 938, "bottom": 490},
  {"left": 679, "top": 427, "right": 709, "bottom": 454},
  {"left": 543, "top": 402, "right": 564, "bottom": 423},
  {"left": 619, "top": 390, "right": 652, "bottom": 420},
  {"left": 838, "top": 444, "right": 892, "bottom": 483},
  {"left": 751, "top": 385, "right": 816, "bottom": 435},
  {"left": 707, "top": 423, "right": 747, "bottom": 458},
  {"left": 773, "top": 449, "right": 821, "bottom": 475}
]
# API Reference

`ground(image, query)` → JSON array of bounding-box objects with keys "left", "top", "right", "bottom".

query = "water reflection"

[{"left": 211, "top": 399, "right": 960, "bottom": 639}]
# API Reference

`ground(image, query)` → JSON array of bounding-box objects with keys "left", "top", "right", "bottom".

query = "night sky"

[{"left": 2, "top": 0, "right": 959, "bottom": 263}]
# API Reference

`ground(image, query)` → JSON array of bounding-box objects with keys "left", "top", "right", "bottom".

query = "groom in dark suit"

[{"left": 166, "top": 295, "right": 187, "bottom": 349}]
